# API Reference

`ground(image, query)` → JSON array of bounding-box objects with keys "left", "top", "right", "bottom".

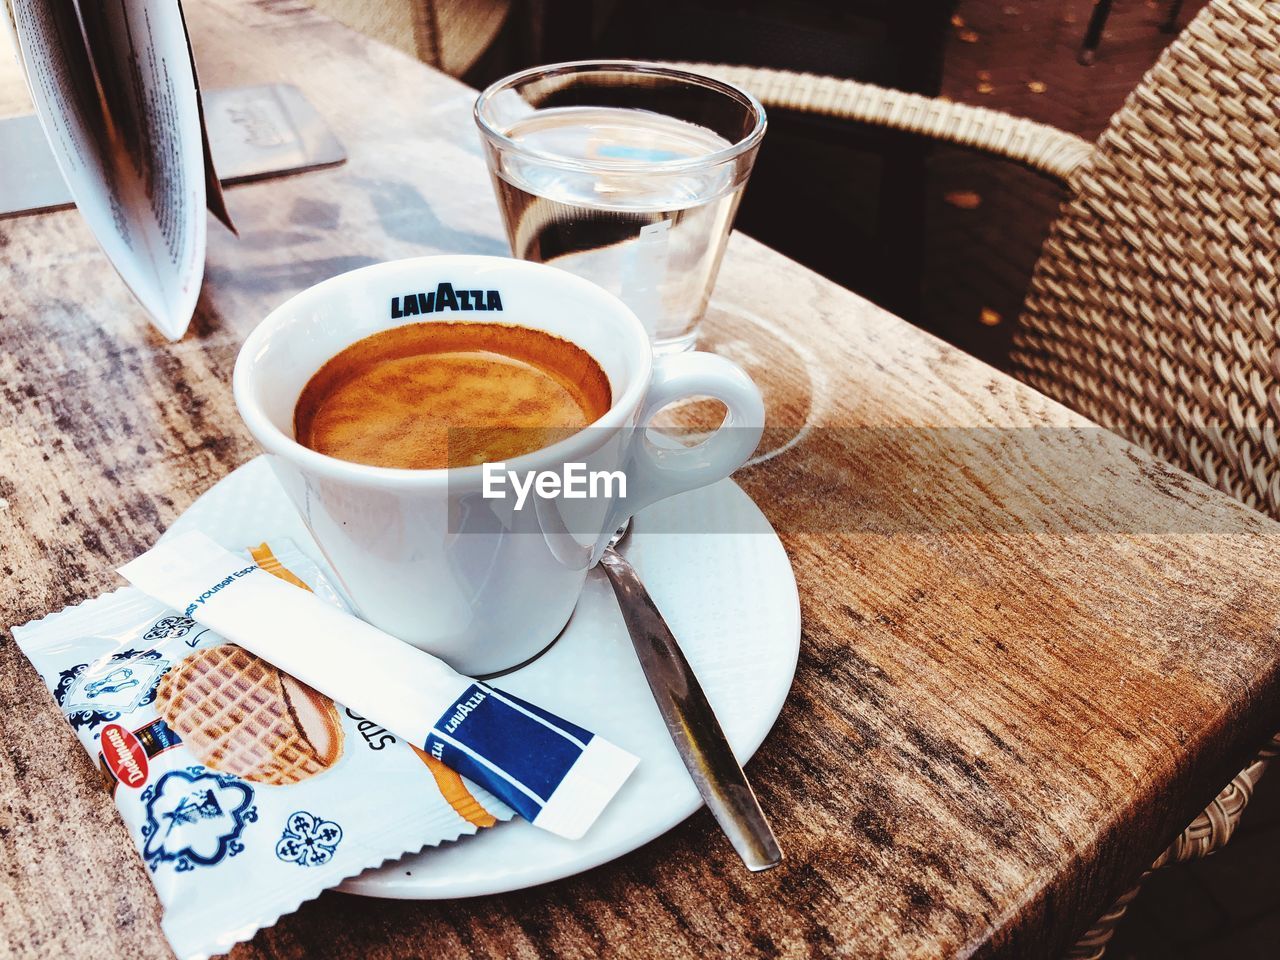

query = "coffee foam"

[{"left": 294, "top": 322, "right": 612, "bottom": 469}]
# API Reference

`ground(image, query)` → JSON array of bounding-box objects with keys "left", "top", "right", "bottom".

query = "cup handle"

[{"left": 597, "top": 352, "right": 764, "bottom": 555}]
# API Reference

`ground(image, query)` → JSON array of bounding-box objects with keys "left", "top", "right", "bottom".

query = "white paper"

[{"left": 4, "top": 0, "right": 208, "bottom": 339}]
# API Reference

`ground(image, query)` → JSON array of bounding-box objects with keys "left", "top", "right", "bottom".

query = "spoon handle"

[{"left": 598, "top": 547, "right": 783, "bottom": 872}]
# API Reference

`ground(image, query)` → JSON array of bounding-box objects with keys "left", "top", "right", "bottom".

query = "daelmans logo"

[{"left": 391, "top": 282, "right": 503, "bottom": 318}]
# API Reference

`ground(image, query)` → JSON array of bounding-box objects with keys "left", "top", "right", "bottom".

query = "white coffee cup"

[{"left": 234, "top": 255, "right": 764, "bottom": 675}]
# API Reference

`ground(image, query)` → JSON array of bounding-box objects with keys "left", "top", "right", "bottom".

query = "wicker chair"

[
  {"left": 671, "top": 0, "right": 1280, "bottom": 954},
  {"left": 307, "top": 0, "right": 510, "bottom": 77}
]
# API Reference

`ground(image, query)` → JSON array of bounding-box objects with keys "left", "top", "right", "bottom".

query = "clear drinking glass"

[{"left": 474, "top": 61, "right": 766, "bottom": 352}]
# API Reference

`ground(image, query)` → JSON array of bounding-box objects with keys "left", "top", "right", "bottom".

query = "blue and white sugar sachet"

[{"left": 119, "top": 531, "right": 639, "bottom": 840}]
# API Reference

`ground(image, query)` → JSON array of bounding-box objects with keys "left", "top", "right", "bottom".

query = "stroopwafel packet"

[{"left": 12, "top": 540, "right": 512, "bottom": 960}]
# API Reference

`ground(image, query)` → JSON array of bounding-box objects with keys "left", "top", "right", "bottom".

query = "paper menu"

[{"left": 2, "top": 0, "right": 232, "bottom": 340}]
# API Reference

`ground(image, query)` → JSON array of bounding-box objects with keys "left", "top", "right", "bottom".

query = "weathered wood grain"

[{"left": 2, "top": 2, "right": 1280, "bottom": 958}]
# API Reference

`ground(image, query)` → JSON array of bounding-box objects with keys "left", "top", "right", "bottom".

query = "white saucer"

[{"left": 165, "top": 456, "right": 800, "bottom": 899}]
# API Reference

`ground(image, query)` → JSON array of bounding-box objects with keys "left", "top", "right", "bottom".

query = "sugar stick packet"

[
  {"left": 120, "top": 530, "right": 639, "bottom": 841},
  {"left": 13, "top": 540, "right": 511, "bottom": 960}
]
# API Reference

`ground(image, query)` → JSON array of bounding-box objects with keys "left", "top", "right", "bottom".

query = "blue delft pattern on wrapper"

[
  {"left": 53, "top": 648, "right": 169, "bottom": 730},
  {"left": 10, "top": 540, "right": 513, "bottom": 960},
  {"left": 276, "top": 811, "right": 344, "bottom": 866},
  {"left": 141, "top": 767, "right": 258, "bottom": 872},
  {"left": 142, "top": 614, "right": 213, "bottom": 650}
]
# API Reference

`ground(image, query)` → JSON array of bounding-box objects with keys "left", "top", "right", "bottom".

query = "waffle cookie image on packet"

[
  {"left": 12, "top": 540, "right": 513, "bottom": 960},
  {"left": 158, "top": 643, "right": 344, "bottom": 785}
]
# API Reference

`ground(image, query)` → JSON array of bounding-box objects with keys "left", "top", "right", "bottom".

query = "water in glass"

[{"left": 489, "top": 105, "right": 744, "bottom": 351}]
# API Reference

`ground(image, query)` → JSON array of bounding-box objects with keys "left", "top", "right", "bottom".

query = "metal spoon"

[{"left": 598, "top": 522, "right": 783, "bottom": 871}]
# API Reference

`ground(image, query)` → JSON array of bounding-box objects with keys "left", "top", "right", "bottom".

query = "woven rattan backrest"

[{"left": 1013, "top": 0, "right": 1280, "bottom": 518}]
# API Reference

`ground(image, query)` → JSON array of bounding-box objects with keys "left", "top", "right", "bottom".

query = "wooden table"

[{"left": 3, "top": 2, "right": 1280, "bottom": 957}]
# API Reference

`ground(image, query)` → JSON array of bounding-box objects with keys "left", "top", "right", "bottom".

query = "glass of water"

[{"left": 474, "top": 61, "right": 766, "bottom": 352}]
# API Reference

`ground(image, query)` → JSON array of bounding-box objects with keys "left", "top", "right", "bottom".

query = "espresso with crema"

[{"left": 295, "top": 322, "right": 612, "bottom": 469}]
